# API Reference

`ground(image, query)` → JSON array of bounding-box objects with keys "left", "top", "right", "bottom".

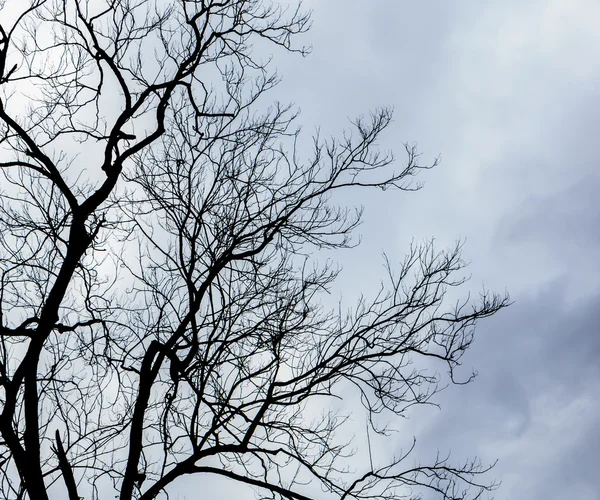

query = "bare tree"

[{"left": 0, "top": 1, "right": 508, "bottom": 499}]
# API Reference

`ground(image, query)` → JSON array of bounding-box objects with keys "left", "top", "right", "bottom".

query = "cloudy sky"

[
  {"left": 255, "top": 1, "right": 600, "bottom": 499},
  {"left": 2, "top": 1, "right": 598, "bottom": 499},
  {"left": 173, "top": 2, "right": 600, "bottom": 499},
  {"left": 165, "top": 1, "right": 600, "bottom": 498}
]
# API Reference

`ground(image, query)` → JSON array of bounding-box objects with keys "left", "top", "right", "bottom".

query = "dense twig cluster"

[{"left": 0, "top": 1, "right": 508, "bottom": 499}]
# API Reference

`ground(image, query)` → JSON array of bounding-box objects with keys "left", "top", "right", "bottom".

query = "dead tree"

[{"left": 0, "top": 1, "right": 508, "bottom": 499}]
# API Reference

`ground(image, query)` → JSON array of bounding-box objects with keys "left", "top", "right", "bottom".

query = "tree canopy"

[{"left": 0, "top": 1, "right": 508, "bottom": 499}]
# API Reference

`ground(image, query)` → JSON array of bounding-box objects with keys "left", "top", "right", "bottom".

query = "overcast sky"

[
  {"left": 177, "top": 2, "right": 600, "bottom": 499},
  {"left": 258, "top": 2, "right": 600, "bottom": 499},
  {"left": 3, "top": 1, "right": 597, "bottom": 498},
  {"left": 174, "top": 1, "right": 600, "bottom": 498}
]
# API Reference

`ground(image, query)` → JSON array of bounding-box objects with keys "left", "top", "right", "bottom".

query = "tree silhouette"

[{"left": 0, "top": 1, "right": 508, "bottom": 499}]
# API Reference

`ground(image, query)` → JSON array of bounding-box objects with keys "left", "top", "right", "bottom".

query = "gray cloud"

[
  {"left": 178, "top": 1, "right": 600, "bottom": 497},
  {"left": 293, "top": 2, "right": 600, "bottom": 500},
  {"left": 421, "top": 286, "right": 600, "bottom": 500}
]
